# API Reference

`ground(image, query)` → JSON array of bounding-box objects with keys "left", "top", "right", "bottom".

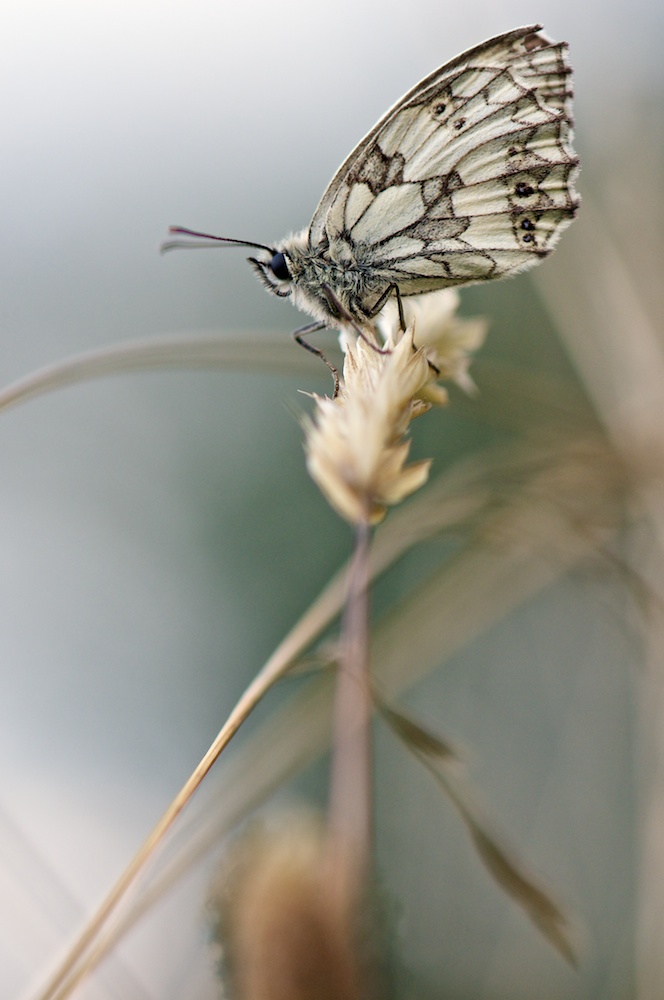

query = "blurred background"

[{"left": 1, "top": 1, "right": 663, "bottom": 997}]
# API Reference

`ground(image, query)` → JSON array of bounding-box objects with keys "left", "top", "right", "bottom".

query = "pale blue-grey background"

[{"left": 1, "top": 1, "right": 661, "bottom": 997}]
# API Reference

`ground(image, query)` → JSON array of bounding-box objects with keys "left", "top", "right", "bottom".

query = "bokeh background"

[{"left": 2, "top": 1, "right": 663, "bottom": 997}]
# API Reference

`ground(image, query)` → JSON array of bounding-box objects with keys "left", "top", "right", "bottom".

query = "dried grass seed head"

[
  {"left": 211, "top": 815, "right": 365, "bottom": 1000},
  {"left": 304, "top": 326, "right": 435, "bottom": 525},
  {"left": 378, "top": 288, "right": 488, "bottom": 396},
  {"left": 305, "top": 290, "right": 486, "bottom": 525}
]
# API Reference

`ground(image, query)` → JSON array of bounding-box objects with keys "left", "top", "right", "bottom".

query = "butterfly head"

[
  {"left": 248, "top": 247, "right": 294, "bottom": 299},
  {"left": 247, "top": 229, "right": 313, "bottom": 303}
]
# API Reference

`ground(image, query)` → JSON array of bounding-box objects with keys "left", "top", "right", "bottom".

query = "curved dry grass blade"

[
  {"left": 466, "top": 820, "right": 578, "bottom": 966},
  {"left": 379, "top": 701, "right": 578, "bottom": 965},
  {"left": 377, "top": 701, "right": 459, "bottom": 762},
  {"left": 0, "top": 333, "right": 321, "bottom": 414}
]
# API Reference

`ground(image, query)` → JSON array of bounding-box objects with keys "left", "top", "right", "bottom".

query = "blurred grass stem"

[{"left": 327, "top": 519, "right": 373, "bottom": 902}]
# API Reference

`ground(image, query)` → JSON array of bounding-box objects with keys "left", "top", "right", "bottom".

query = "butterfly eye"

[{"left": 269, "top": 252, "right": 291, "bottom": 281}]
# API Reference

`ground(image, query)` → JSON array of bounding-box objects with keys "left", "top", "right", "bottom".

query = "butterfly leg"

[
  {"left": 369, "top": 283, "right": 440, "bottom": 376},
  {"left": 394, "top": 285, "right": 406, "bottom": 332},
  {"left": 321, "top": 284, "right": 390, "bottom": 357},
  {"left": 368, "top": 283, "right": 406, "bottom": 331},
  {"left": 368, "top": 284, "right": 442, "bottom": 372},
  {"left": 293, "top": 322, "right": 340, "bottom": 396}
]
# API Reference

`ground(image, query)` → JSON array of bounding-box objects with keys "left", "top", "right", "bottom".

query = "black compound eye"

[{"left": 269, "top": 251, "right": 291, "bottom": 281}]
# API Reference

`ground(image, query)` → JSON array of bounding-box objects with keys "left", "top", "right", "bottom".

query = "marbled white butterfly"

[{"left": 168, "top": 25, "right": 578, "bottom": 345}]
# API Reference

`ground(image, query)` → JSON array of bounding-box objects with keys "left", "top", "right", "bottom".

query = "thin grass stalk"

[{"left": 326, "top": 519, "right": 373, "bottom": 902}]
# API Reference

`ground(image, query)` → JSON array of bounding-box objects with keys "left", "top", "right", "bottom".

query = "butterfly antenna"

[{"left": 160, "top": 226, "right": 275, "bottom": 255}]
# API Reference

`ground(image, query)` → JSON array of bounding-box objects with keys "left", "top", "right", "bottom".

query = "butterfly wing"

[{"left": 308, "top": 25, "right": 579, "bottom": 297}]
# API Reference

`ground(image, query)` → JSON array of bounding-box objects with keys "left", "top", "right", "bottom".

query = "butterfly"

[{"left": 167, "top": 24, "right": 579, "bottom": 352}]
